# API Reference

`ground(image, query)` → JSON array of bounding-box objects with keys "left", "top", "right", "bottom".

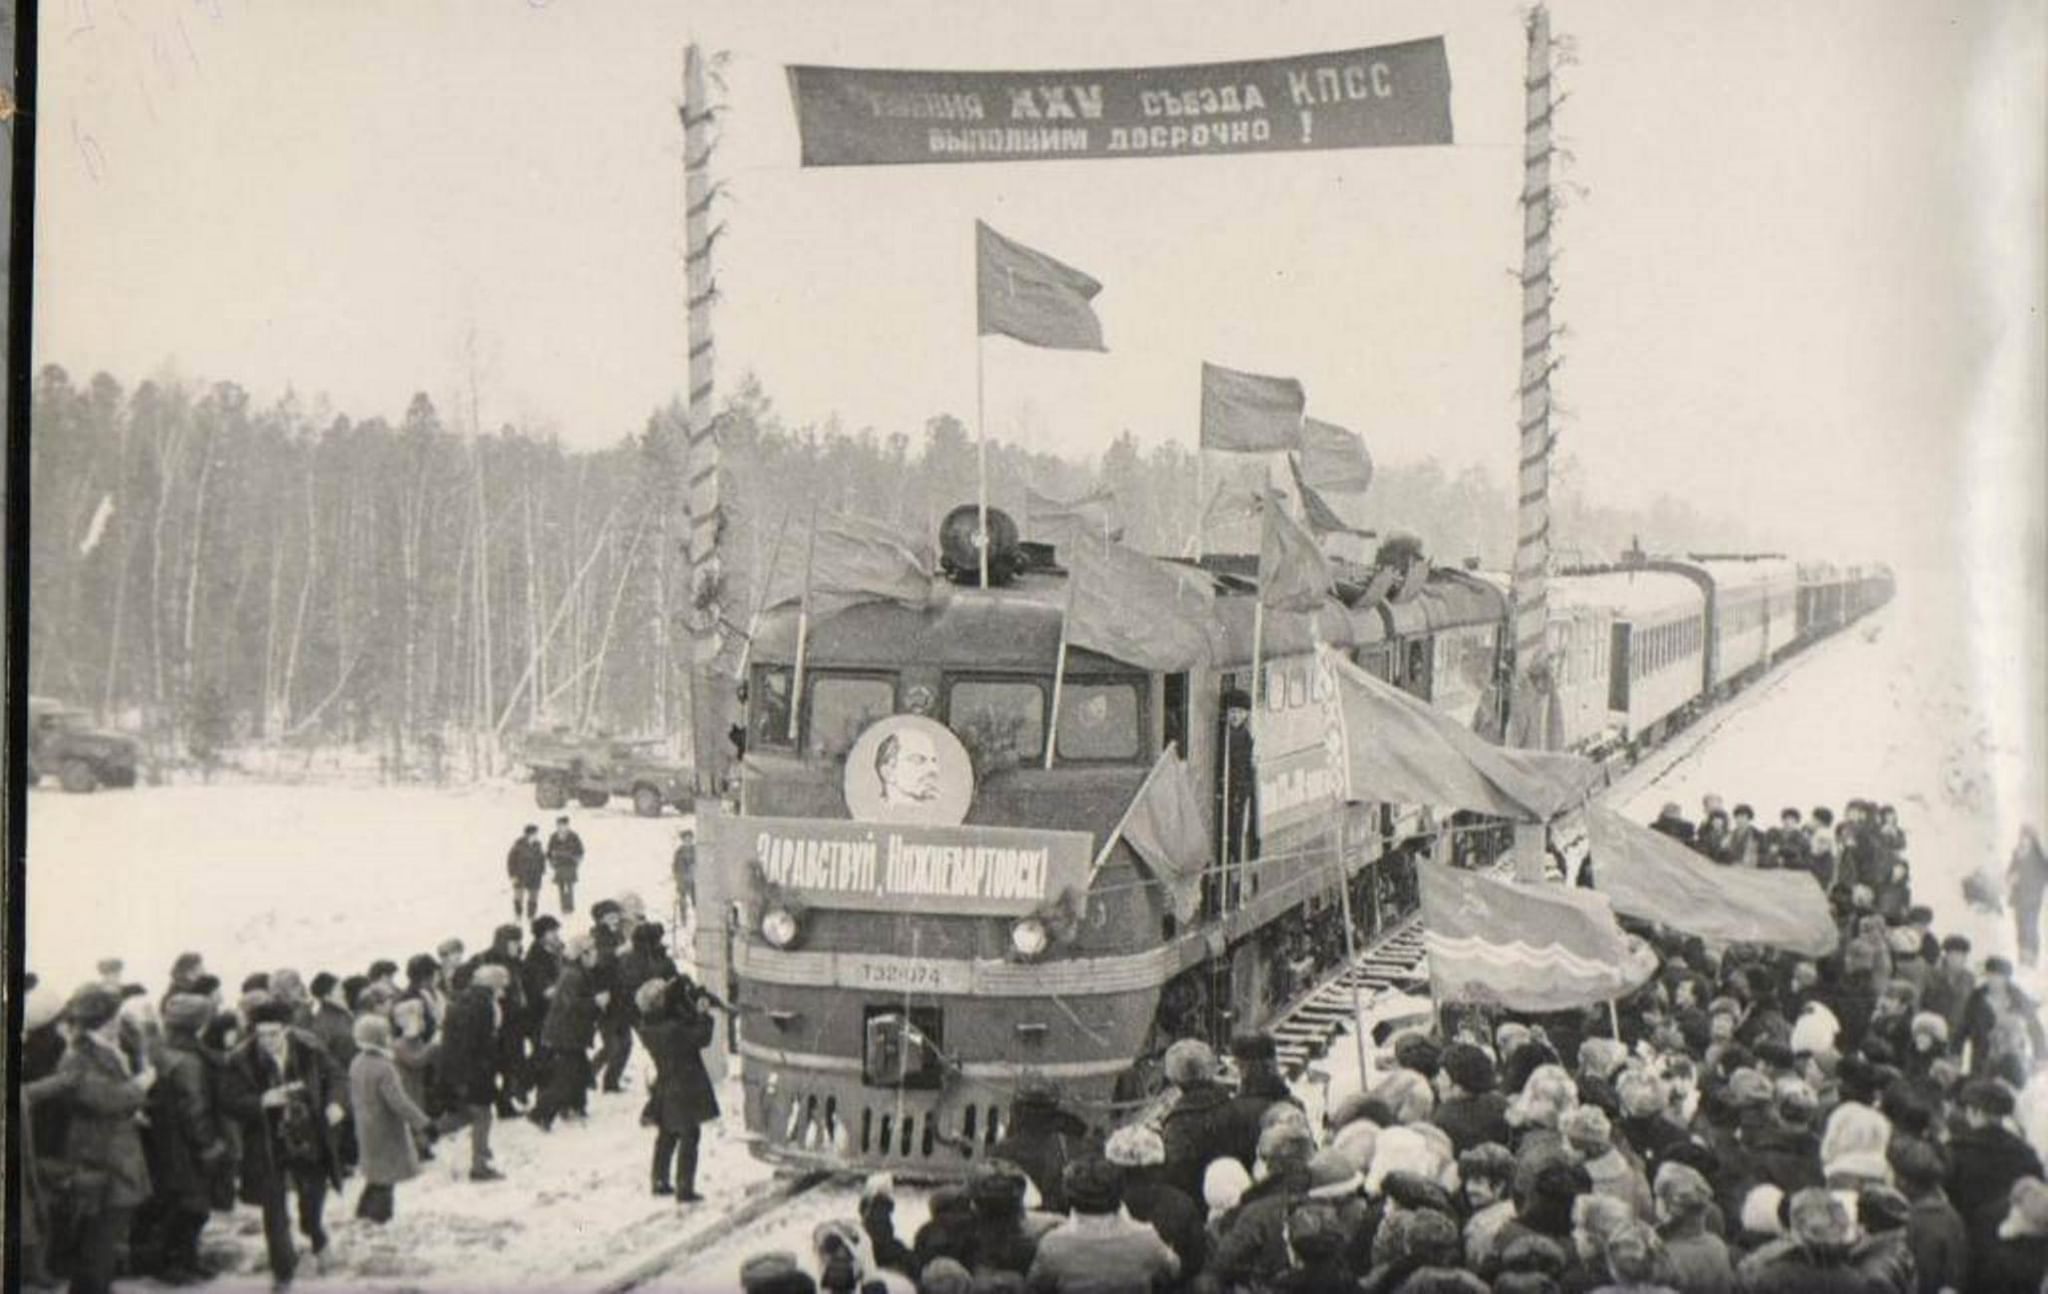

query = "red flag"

[
  {"left": 1288, "top": 455, "right": 1373, "bottom": 538},
  {"left": 1064, "top": 537, "right": 1219, "bottom": 672},
  {"left": 763, "top": 514, "right": 935, "bottom": 617},
  {"left": 1258, "top": 494, "right": 1332, "bottom": 611},
  {"left": 1099, "top": 747, "right": 1210, "bottom": 922},
  {"left": 1200, "top": 362, "right": 1305, "bottom": 451},
  {"left": 1299, "top": 418, "right": 1373, "bottom": 493},
  {"left": 1584, "top": 806, "right": 1839, "bottom": 956},
  {"left": 1026, "top": 485, "right": 1121, "bottom": 541},
  {"left": 1420, "top": 861, "right": 1654, "bottom": 1012},
  {"left": 977, "top": 221, "right": 1106, "bottom": 351}
]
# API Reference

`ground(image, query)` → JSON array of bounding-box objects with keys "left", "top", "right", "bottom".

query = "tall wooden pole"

[
  {"left": 682, "top": 44, "right": 726, "bottom": 793},
  {"left": 1510, "top": 7, "right": 1557, "bottom": 882},
  {"left": 682, "top": 43, "right": 733, "bottom": 1081}
]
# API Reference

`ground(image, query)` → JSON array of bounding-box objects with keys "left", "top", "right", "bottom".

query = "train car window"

[
  {"left": 948, "top": 679, "right": 1046, "bottom": 765},
  {"left": 1056, "top": 681, "right": 1142, "bottom": 761},
  {"left": 1164, "top": 673, "right": 1190, "bottom": 757},
  {"left": 807, "top": 674, "right": 896, "bottom": 761},
  {"left": 749, "top": 666, "right": 795, "bottom": 749}
]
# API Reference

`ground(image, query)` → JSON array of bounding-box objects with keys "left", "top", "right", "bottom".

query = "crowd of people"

[
  {"left": 732, "top": 795, "right": 2048, "bottom": 1294},
  {"left": 17, "top": 814, "right": 721, "bottom": 1294}
]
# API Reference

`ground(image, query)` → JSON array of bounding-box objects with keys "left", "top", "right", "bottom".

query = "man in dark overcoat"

[
  {"left": 218, "top": 997, "right": 347, "bottom": 1289},
  {"left": 547, "top": 815, "right": 585, "bottom": 914},
  {"left": 434, "top": 964, "right": 508, "bottom": 1181},
  {"left": 529, "top": 934, "right": 603, "bottom": 1130},
  {"left": 636, "top": 976, "right": 720, "bottom": 1201},
  {"left": 508, "top": 824, "right": 547, "bottom": 921}
]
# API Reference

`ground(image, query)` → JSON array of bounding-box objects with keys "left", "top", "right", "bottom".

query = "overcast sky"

[{"left": 33, "top": 0, "right": 2046, "bottom": 589}]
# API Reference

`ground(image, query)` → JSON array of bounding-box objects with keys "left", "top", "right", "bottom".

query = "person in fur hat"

[
  {"left": 434, "top": 963, "right": 508, "bottom": 1181},
  {"left": 217, "top": 995, "right": 347, "bottom": 1290},
  {"left": 139, "top": 992, "right": 228, "bottom": 1283},
  {"left": 1949, "top": 1079, "right": 2044, "bottom": 1283},
  {"left": 347, "top": 1013, "right": 434, "bottom": 1223},
  {"left": 1159, "top": 1038, "right": 1234, "bottom": 1202},
  {"left": 636, "top": 976, "right": 719, "bottom": 1200},
  {"left": 1105, "top": 1122, "right": 1206, "bottom": 1279},
  {"left": 1980, "top": 1174, "right": 2048, "bottom": 1292},
  {"left": 547, "top": 814, "right": 585, "bottom": 914},
  {"left": 53, "top": 984, "right": 157, "bottom": 1294}
]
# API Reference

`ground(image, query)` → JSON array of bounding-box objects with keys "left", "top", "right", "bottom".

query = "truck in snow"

[
  {"left": 27, "top": 696, "right": 144, "bottom": 792},
  {"left": 522, "top": 730, "right": 693, "bottom": 817}
]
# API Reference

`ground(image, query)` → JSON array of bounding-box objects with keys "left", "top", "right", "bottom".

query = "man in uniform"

[
  {"left": 672, "top": 829, "right": 698, "bottom": 933},
  {"left": 547, "top": 816, "right": 585, "bottom": 915}
]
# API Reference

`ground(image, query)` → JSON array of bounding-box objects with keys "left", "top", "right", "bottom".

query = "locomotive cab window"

[
  {"left": 807, "top": 674, "right": 896, "bottom": 761},
  {"left": 947, "top": 679, "right": 1046, "bottom": 765},
  {"left": 1056, "top": 679, "right": 1143, "bottom": 762}
]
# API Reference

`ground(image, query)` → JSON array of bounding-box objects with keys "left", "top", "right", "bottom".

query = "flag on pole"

[
  {"left": 1026, "top": 485, "right": 1121, "bottom": 541},
  {"left": 976, "top": 221, "right": 1107, "bottom": 352},
  {"left": 1583, "top": 806, "right": 1839, "bottom": 956},
  {"left": 1258, "top": 493, "right": 1333, "bottom": 611},
  {"left": 1298, "top": 418, "right": 1374, "bottom": 493},
  {"left": 762, "top": 514, "right": 936, "bottom": 618},
  {"left": 1200, "top": 362, "right": 1305, "bottom": 451},
  {"left": 1092, "top": 746, "right": 1210, "bottom": 921},
  {"left": 1419, "top": 861, "right": 1654, "bottom": 1012},
  {"left": 1063, "top": 536, "right": 1219, "bottom": 672}
]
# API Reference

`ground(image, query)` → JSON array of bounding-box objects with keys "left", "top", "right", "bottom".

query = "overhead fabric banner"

[
  {"left": 1420, "top": 861, "right": 1656, "bottom": 1012},
  {"left": 1322, "top": 647, "right": 1597, "bottom": 822},
  {"left": 1583, "top": 806, "right": 1839, "bottom": 957},
  {"left": 787, "top": 40, "right": 1454, "bottom": 167}
]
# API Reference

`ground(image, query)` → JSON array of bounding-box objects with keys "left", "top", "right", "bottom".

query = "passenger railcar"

[{"left": 1551, "top": 569, "right": 1705, "bottom": 750}]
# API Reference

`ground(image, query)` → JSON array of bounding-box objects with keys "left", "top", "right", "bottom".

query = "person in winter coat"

[
  {"left": 1025, "top": 1156, "right": 1180, "bottom": 1293},
  {"left": 963, "top": 1159, "right": 1049, "bottom": 1280},
  {"left": 218, "top": 996, "right": 347, "bottom": 1290},
  {"left": 465, "top": 925, "right": 530, "bottom": 1117},
  {"left": 389, "top": 997, "right": 439, "bottom": 1159},
  {"left": 529, "top": 934, "right": 602, "bottom": 1129},
  {"left": 1159, "top": 1039, "right": 1236, "bottom": 1202},
  {"left": 636, "top": 976, "right": 720, "bottom": 1200},
  {"left": 1734, "top": 1188, "right": 1887, "bottom": 1294},
  {"left": 1199, "top": 1123, "right": 1316, "bottom": 1292},
  {"left": 1961, "top": 958, "right": 2047, "bottom": 1082},
  {"left": 989, "top": 1075, "right": 1096, "bottom": 1215},
  {"left": 1562, "top": 1104, "right": 1652, "bottom": 1222},
  {"left": 508, "top": 824, "right": 547, "bottom": 921},
  {"left": 1433, "top": 1043, "right": 1513, "bottom": 1155},
  {"left": 347, "top": 1013, "right": 435, "bottom": 1223},
  {"left": 1651, "top": 803, "right": 1696, "bottom": 845},
  {"left": 1978, "top": 1175, "right": 2048, "bottom": 1294},
  {"left": 1946, "top": 1080, "right": 2043, "bottom": 1284},
  {"left": 2009, "top": 826, "right": 2048, "bottom": 968},
  {"left": 590, "top": 900, "right": 636, "bottom": 1092},
  {"left": 547, "top": 815, "right": 585, "bottom": 914},
  {"left": 140, "top": 993, "right": 229, "bottom": 1284},
  {"left": 1650, "top": 1162, "right": 1732, "bottom": 1294},
  {"left": 618, "top": 921, "right": 680, "bottom": 1034},
  {"left": 1888, "top": 1136, "right": 1966, "bottom": 1294},
  {"left": 856, "top": 1173, "right": 917, "bottom": 1279},
  {"left": 1269, "top": 1199, "right": 1359, "bottom": 1294},
  {"left": 1919, "top": 936, "right": 1975, "bottom": 1037},
  {"left": 1104, "top": 1122, "right": 1207, "bottom": 1282},
  {"left": 50, "top": 985, "right": 156, "bottom": 1294},
  {"left": 434, "top": 964, "right": 508, "bottom": 1181}
]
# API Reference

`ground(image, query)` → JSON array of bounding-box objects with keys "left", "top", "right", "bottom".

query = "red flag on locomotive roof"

[
  {"left": 1419, "top": 860, "right": 1654, "bottom": 1013},
  {"left": 762, "top": 513, "right": 936, "bottom": 618},
  {"left": 1258, "top": 493, "right": 1334, "bottom": 612},
  {"left": 1026, "top": 484, "right": 1121, "bottom": 541},
  {"left": 976, "top": 221, "right": 1107, "bottom": 352},
  {"left": 1200, "top": 362, "right": 1306, "bottom": 452},
  {"left": 1062, "top": 535, "right": 1218, "bottom": 672},
  {"left": 1584, "top": 806, "right": 1839, "bottom": 957}
]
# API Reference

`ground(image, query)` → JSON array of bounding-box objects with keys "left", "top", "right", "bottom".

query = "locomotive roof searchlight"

[{"left": 939, "top": 504, "right": 1025, "bottom": 587}]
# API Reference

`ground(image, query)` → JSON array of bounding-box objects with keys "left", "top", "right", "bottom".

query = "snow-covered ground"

[{"left": 22, "top": 582, "right": 2044, "bottom": 1290}]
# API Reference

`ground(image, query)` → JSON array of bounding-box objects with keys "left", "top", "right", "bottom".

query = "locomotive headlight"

[
  {"left": 760, "top": 906, "right": 801, "bottom": 949},
  {"left": 1010, "top": 917, "right": 1050, "bottom": 959}
]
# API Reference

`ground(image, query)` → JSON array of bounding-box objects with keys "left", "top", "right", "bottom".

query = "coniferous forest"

[{"left": 26, "top": 364, "right": 1754, "bottom": 779}]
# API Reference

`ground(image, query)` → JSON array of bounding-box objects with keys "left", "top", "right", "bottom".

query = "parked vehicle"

[
  {"left": 26, "top": 697, "right": 143, "bottom": 792},
  {"left": 522, "top": 730, "right": 693, "bottom": 816}
]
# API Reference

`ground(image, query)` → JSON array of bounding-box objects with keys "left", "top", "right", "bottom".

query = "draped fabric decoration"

[
  {"left": 1420, "top": 861, "right": 1655, "bottom": 1012},
  {"left": 1584, "top": 806, "right": 1839, "bottom": 956}
]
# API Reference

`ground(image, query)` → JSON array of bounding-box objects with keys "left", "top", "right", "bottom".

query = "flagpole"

[
  {"left": 787, "top": 502, "right": 821, "bottom": 743},
  {"left": 733, "top": 507, "right": 796, "bottom": 683},
  {"left": 1334, "top": 813, "right": 1372, "bottom": 1095},
  {"left": 976, "top": 334, "right": 990, "bottom": 588},
  {"left": 1045, "top": 566, "right": 1076, "bottom": 771}
]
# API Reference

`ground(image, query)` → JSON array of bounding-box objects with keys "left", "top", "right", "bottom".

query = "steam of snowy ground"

[{"left": 22, "top": 587, "right": 2045, "bottom": 1289}]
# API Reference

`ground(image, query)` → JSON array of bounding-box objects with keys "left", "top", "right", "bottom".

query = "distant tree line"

[{"left": 26, "top": 364, "right": 1755, "bottom": 776}]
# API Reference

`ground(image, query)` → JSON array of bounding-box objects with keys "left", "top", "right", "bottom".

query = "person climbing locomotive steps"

[{"left": 547, "top": 815, "right": 585, "bottom": 914}]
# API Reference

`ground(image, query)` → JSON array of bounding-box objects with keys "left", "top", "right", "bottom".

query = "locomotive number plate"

[{"left": 842, "top": 955, "right": 972, "bottom": 995}]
